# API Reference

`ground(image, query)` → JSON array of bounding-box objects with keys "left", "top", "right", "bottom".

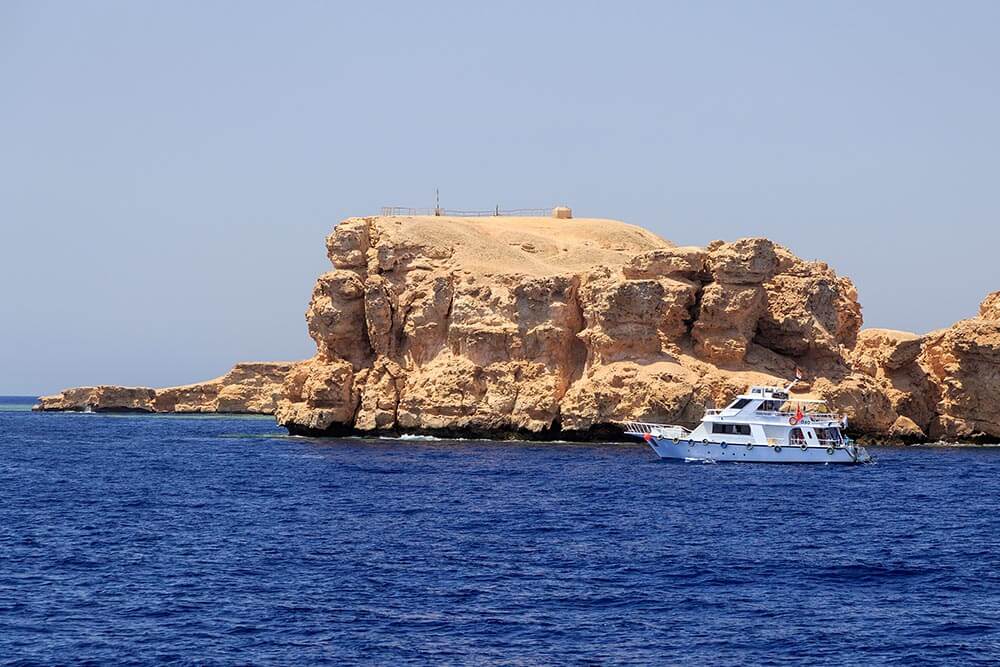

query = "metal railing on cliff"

[{"left": 380, "top": 206, "right": 553, "bottom": 217}]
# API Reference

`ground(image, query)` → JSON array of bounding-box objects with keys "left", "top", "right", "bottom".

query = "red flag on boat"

[
  {"left": 795, "top": 405, "right": 804, "bottom": 422},
  {"left": 643, "top": 433, "right": 653, "bottom": 442}
]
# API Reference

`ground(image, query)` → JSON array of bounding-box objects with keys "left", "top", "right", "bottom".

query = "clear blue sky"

[{"left": 2, "top": 1, "right": 998, "bottom": 394}]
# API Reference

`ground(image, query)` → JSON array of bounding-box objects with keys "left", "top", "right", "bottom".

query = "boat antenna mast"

[{"left": 784, "top": 367, "right": 804, "bottom": 393}]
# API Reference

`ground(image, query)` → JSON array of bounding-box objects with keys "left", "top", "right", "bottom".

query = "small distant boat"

[{"left": 622, "top": 378, "right": 872, "bottom": 464}]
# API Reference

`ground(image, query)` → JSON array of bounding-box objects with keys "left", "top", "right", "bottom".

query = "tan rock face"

[
  {"left": 36, "top": 211, "right": 998, "bottom": 443},
  {"left": 849, "top": 329, "right": 935, "bottom": 436},
  {"left": 307, "top": 271, "right": 369, "bottom": 367},
  {"left": 692, "top": 283, "right": 764, "bottom": 365},
  {"left": 276, "top": 215, "right": 875, "bottom": 438},
  {"left": 274, "top": 358, "right": 358, "bottom": 431},
  {"left": 756, "top": 251, "right": 862, "bottom": 360},
  {"left": 980, "top": 292, "right": 1000, "bottom": 321},
  {"left": 920, "top": 319, "right": 1000, "bottom": 440},
  {"left": 705, "top": 238, "right": 778, "bottom": 284},
  {"left": 578, "top": 270, "right": 696, "bottom": 364},
  {"left": 623, "top": 246, "right": 706, "bottom": 279},
  {"left": 277, "top": 215, "right": 664, "bottom": 436},
  {"left": 849, "top": 301, "right": 1000, "bottom": 441},
  {"left": 34, "top": 386, "right": 157, "bottom": 412},
  {"left": 811, "top": 374, "right": 897, "bottom": 434},
  {"left": 35, "top": 362, "right": 293, "bottom": 414}
]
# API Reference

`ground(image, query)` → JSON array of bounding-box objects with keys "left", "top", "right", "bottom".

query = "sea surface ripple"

[{"left": 2, "top": 398, "right": 1000, "bottom": 665}]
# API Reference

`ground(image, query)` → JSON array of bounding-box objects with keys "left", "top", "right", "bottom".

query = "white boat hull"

[{"left": 645, "top": 436, "right": 871, "bottom": 464}]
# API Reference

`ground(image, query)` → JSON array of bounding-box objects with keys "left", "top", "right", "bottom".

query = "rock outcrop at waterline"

[
  {"left": 34, "top": 362, "right": 293, "bottom": 414},
  {"left": 852, "top": 292, "right": 1000, "bottom": 441},
  {"left": 275, "top": 215, "right": 882, "bottom": 438}
]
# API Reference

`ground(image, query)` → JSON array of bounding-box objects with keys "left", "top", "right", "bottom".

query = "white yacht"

[{"left": 622, "top": 381, "right": 872, "bottom": 464}]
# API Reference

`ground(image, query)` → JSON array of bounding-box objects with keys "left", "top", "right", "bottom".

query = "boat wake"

[{"left": 382, "top": 434, "right": 444, "bottom": 442}]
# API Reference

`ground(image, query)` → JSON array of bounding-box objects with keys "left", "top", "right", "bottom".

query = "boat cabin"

[{"left": 695, "top": 385, "right": 846, "bottom": 448}]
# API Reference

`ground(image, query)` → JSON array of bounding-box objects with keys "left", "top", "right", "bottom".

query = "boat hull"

[{"left": 645, "top": 437, "right": 870, "bottom": 464}]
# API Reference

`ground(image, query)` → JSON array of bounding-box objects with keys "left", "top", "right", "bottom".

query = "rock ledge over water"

[{"left": 34, "top": 362, "right": 293, "bottom": 414}]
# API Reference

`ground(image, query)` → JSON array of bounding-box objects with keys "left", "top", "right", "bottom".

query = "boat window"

[
  {"left": 814, "top": 427, "right": 842, "bottom": 442},
  {"left": 711, "top": 423, "right": 751, "bottom": 435},
  {"left": 757, "top": 400, "right": 780, "bottom": 411},
  {"left": 730, "top": 399, "right": 751, "bottom": 410}
]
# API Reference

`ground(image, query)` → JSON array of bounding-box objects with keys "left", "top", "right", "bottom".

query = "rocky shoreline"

[
  {"left": 35, "top": 214, "right": 1000, "bottom": 444},
  {"left": 34, "top": 362, "right": 292, "bottom": 415}
]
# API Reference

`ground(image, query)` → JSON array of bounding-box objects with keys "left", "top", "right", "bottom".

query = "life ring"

[
  {"left": 788, "top": 416, "right": 799, "bottom": 426},
  {"left": 826, "top": 447, "right": 835, "bottom": 455},
  {"left": 721, "top": 442, "right": 728, "bottom": 449},
  {"left": 774, "top": 445, "right": 782, "bottom": 453}
]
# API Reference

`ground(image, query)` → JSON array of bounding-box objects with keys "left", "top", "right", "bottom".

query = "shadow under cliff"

[{"left": 283, "top": 419, "right": 634, "bottom": 443}]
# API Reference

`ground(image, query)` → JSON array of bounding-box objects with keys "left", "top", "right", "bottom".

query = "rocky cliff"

[
  {"left": 275, "top": 215, "right": 899, "bottom": 439},
  {"left": 36, "top": 215, "right": 997, "bottom": 443},
  {"left": 852, "top": 292, "right": 1000, "bottom": 442},
  {"left": 34, "top": 362, "right": 293, "bottom": 414}
]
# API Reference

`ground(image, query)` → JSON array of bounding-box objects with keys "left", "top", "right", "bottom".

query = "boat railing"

[
  {"left": 620, "top": 421, "right": 691, "bottom": 436},
  {"left": 803, "top": 413, "right": 844, "bottom": 422},
  {"left": 705, "top": 408, "right": 844, "bottom": 420},
  {"left": 789, "top": 437, "right": 845, "bottom": 447},
  {"left": 719, "top": 410, "right": 845, "bottom": 422}
]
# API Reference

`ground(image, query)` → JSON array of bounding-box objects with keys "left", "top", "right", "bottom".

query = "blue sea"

[{"left": 2, "top": 396, "right": 1000, "bottom": 665}]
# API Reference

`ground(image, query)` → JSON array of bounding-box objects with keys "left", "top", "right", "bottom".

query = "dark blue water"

[{"left": 2, "top": 400, "right": 1000, "bottom": 665}]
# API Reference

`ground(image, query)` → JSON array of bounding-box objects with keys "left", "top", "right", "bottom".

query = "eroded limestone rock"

[
  {"left": 276, "top": 215, "right": 876, "bottom": 439},
  {"left": 35, "top": 362, "right": 293, "bottom": 414}
]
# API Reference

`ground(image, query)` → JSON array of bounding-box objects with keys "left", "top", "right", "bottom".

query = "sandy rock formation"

[
  {"left": 849, "top": 329, "right": 934, "bottom": 436},
  {"left": 35, "top": 212, "right": 997, "bottom": 443},
  {"left": 35, "top": 362, "right": 293, "bottom": 414},
  {"left": 34, "top": 386, "right": 157, "bottom": 413},
  {"left": 276, "top": 215, "right": 870, "bottom": 438},
  {"left": 849, "top": 292, "right": 1000, "bottom": 441},
  {"left": 979, "top": 291, "right": 1000, "bottom": 320},
  {"left": 919, "top": 312, "right": 1000, "bottom": 440}
]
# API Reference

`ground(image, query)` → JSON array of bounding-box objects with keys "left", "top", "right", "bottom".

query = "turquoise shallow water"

[
  {"left": 0, "top": 396, "right": 37, "bottom": 412},
  {"left": 2, "top": 400, "right": 1000, "bottom": 664}
]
